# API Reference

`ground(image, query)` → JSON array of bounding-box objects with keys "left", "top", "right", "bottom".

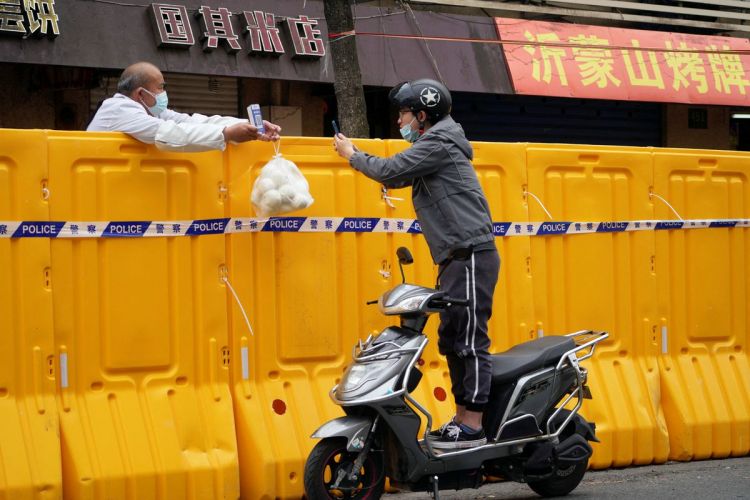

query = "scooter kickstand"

[{"left": 430, "top": 475, "right": 440, "bottom": 499}]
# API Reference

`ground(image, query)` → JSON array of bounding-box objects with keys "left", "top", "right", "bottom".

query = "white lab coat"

[{"left": 87, "top": 93, "right": 246, "bottom": 152}]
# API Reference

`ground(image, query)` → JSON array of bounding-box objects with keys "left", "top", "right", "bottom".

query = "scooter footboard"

[{"left": 311, "top": 416, "right": 373, "bottom": 452}]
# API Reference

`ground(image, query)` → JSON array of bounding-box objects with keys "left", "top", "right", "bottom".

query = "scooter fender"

[
  {"left": 552, "top": 410, "right": 599, "bottom": 443},
  {"left": 570, "top": 413, "right": 599, "bottom": 443},
  {"left": 555, "top": 433, "right": 593, "bottom": 467},
  {"left": 311, "top": 416, "right": 373, "bottom": 452}
]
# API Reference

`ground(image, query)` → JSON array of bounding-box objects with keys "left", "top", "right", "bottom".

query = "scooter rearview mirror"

[
  {"left": 396, "top": 247, "right": 413, "bottom": 265},
  {"left": 396, "top": 247, "right": 413, "bottom": 283}
]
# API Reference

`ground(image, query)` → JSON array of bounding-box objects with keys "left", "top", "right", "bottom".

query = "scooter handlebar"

[{"left": 429, "top": 296, "right": 470, "bottom": 308}]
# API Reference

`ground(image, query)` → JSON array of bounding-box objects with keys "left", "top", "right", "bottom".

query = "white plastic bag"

[{"left": 251, "top": 145, "right": 314, "bottom": 217}]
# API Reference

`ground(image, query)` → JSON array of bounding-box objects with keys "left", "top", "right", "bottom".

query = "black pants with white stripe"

[{"left": 437, "top": 248, "right": 500, "bottom": 413}]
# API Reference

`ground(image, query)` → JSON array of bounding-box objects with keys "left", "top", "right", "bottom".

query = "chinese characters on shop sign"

[
  {"left": 0, "top": 0, "right": 59, "bottom": 37},
  {"left": 0, "top": 1, "right": 325, "bottom": 60},
  {"left": 151, "top": 3, "right": 325, "bottom": 58},
  {"left": 496, "top": 18, "right": 750, "bottom": 105}
]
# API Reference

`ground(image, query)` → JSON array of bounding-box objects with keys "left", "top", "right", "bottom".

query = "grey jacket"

[{"left": 349, "top": 116, "right": 495, "bottom": 264}]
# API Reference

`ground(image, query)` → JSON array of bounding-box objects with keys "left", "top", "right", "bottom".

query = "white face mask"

[{"left": 141, "top": 88, "right": 168, "bottom": 116}]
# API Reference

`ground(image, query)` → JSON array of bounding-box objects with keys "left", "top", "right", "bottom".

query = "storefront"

[
  {"left": 1, "top": 1, "right": 748, "bottom": 149},
  {"left": 488, "top": 17, "right": 750, "bottom": 149},
  {"left": 450, "top": 16, "right": 750, "bottom": 149},
  {"left": 0, "top": 0, "right": 509, "bottom": 137}
]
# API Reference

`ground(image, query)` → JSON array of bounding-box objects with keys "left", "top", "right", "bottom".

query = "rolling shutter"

[
  {"left": 452, "top": 93, "right": 662, "bottom": 147},
  {"left": 91, "top": 73, "right": 240, "bottom": 118}
]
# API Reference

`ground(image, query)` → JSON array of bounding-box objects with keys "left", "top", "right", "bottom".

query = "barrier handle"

[{"left": 59, "top": 346, "right": 70, "bottom": 412}]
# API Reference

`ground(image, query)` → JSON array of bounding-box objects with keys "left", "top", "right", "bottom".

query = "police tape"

[{"left": 0, "top": 218, "right": 749, "bottom": 239}]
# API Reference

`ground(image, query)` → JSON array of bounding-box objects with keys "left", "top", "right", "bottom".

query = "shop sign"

[
  {"left": 496, "top": 18, "right": 750, "bottom": 106},
  {"left": 151, "top": 3, "right": 325, "bottom": 58},
  {"left": 0, "top": 0, "right": 59, "bottom": 37}
]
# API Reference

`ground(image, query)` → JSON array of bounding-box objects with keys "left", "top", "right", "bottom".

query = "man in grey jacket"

[{"left": 333, "top": 79, "right": 500, "bottom": 450}]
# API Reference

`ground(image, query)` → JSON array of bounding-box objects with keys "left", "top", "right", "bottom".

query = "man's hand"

[
  {"left": 223, "top": 122, "right": 262, "bottom": 143},
  {"left": 223, "top": 120, "right": 282, "bottom": 143},
  {"left": 260, "top": 120, "right": 281, "bottom": 141},
  {"left": 333, "top": 133, "right": 356, "bottom": 160}
]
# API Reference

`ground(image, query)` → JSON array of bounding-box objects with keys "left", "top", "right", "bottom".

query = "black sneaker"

[
  {"left": 431, "top": 423, "right": 487, "bottom": 450},
  {"left": 426, "top": 417, "right": 457, "bottom": 441}
]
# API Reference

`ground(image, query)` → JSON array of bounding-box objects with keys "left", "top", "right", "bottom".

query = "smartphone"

[
  {"left": 247, "top": 104, "right": 265, "bottom": 134},
  {"left": 332, "top": 120, "right": 340, "bottom": 135}
]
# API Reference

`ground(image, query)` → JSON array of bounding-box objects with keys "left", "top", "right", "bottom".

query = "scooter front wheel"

[
  {"left": 304, "top": 437, "right": 385, "bottom": 499},
  {"left": 526, "top": 457, "right": 588, "bottom": 497}
]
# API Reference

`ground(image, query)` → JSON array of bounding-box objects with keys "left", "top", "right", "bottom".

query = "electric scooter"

[{"left": 304, "top": 247, "right": 608, "bottom": 499}]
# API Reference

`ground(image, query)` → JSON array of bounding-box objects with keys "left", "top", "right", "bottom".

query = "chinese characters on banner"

[
  {"left": 0, "top": 0, "right": 59, "bottom": 37},
  {"left": 151, "top": 3, "right": 325, "bottom": 58},
  {"left": 495, "top": 18, "right": 750, "bottom": 105}
]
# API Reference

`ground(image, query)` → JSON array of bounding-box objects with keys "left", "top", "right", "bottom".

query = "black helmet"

[{"left": 388, "top": 78, "right": 452, "bottom": 122}]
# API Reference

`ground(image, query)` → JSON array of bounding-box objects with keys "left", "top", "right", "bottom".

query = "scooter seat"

[{"left": 490, "top": 336, "right": 576, "bottom": 386}]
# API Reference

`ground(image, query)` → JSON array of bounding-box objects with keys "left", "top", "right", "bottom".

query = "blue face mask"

[
  {"left": 142, "top": 89, "right": 168, "bottom": 116},
  {"left": 399, "top": 117, "right": 420, "bottom": 143}
]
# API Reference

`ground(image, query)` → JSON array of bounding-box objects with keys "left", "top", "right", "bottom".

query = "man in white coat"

[{"left": 88, "top": 61, "right": 281, "bottom": 152}]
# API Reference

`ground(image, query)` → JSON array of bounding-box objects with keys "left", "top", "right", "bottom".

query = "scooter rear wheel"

[
  {"left": 526, "top": 457, "right": 588, "bottom": 497},
  {"left": 304, "top": 438, "right": 385, "bottom": 499}
]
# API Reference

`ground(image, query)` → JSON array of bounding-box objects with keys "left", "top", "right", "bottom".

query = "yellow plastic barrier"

[
  {"left": 525, "top": 144, "right": 670, "bottom": 468},
  {"left": 46, "top": 131, "right": 239, "bottom": 500},
  {"left": 226, "top": 137, "right": 423, "bottom": 499},
  {"left": 225, "top": 138, "right": 748, "bottom": 496},
  {"left": 225, "top": 139, "right": 552, "bottom": 498},
  {"left": 2, "top": 128, "right": 750, "bottom": 498},
  {"left": 0, "top": 130, "right": 62, "bottom": 499},
  {"left": 653, "top": 149, "right": 750, "bottom": 461},
  {"left": 470, "top": 142, "right": 535, "bottom": 352}
]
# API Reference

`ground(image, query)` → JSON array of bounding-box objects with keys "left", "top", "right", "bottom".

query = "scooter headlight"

[
  {"left": 379, "top": 293, "right": 431, "bottom": 315},
  {"left": 340, "top": 358, "right": 399, "bottom": 392}
]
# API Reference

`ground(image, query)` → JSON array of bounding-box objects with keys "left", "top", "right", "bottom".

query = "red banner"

[{"left": 495, "top": 18, "right": 750, "bottom": 105}]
